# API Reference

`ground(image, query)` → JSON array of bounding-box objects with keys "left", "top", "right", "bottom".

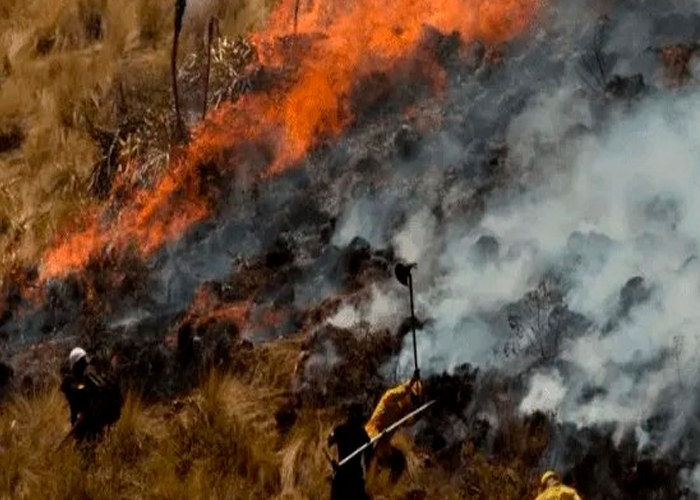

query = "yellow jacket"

[
  {"left": 535, "top": 484, "right": 583, "bottom": 500},
  {"left": 364, "top": 379, "right": 423, "bottom": 439}
]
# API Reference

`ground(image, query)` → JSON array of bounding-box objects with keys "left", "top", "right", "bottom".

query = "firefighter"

[
  {"left": 327, "top": 403, "right": 372, "bottom": 500},
  {"left": 535, "top": 470, "right": 583, "bottom": 500},
  {"left": 364, "top": 369, "right": 424, "bottom": 483},
  {"left": 60, "top": 347, "right": 123, "bottom": 446}
]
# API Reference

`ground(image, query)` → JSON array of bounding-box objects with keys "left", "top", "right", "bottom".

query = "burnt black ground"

[{"left": 3, "top": 1, "right": 700, "bottom": 497}]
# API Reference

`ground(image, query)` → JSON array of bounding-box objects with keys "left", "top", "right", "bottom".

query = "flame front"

[{"left": 40, "top": 0, "right": 545, "bottom": 280}]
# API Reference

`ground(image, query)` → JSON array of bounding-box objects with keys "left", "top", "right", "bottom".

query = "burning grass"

[
  {"left": 0, "top": 0, "right": 270, "bottom": 277},
  {"left": 38, "top": 0, "right": 546, "bottom": 282},
  {"left": 0, "top": 249, "right": 689, "bottom": 499},
  {"left": 6, "top": 0, "right": 697, "bottom": 498}
]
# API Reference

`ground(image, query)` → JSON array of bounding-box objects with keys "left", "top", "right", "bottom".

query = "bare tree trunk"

[
  {"left": 293, "top": 0, "right": 300, "bottom": 33},
  {"left": 202, "top": 17, "right": 215, "bottom": 121},
  {"left": 172, "top": 0, "right": 187, "bottom": 141}
]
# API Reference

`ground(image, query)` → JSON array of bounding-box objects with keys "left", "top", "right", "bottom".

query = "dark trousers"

[{"left": 330, "top": 466, "right": 371, "bottom": 500}]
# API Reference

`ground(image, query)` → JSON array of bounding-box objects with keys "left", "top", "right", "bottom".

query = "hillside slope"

[
  {"left": 0, "top": 0, "right": 270, "bottom": 275},
  {"left": 0, "top": 339, "right": 537, "bottom": 500},
  {"left": 3, "top": 0, "right": 700, "bottom": 499}
]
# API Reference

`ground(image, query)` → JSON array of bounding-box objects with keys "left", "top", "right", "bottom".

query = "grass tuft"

[{"left": 0, "top": 0, "right": 269, "bottom": 277}]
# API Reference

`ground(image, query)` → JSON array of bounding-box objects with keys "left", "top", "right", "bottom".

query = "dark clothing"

[
  {"left": 60, "top": 365, "right": 122, "bottom": 443},
  {"left": 328, "top": 419, "right": 372, "bottom": 500}
]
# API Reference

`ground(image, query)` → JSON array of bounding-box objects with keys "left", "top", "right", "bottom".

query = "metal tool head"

[{"left": 395, "top": 262, "right": 417, "bottom": 287}]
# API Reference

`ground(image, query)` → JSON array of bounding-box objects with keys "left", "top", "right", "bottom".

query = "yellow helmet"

[{"left": 540, "top": 470, "right": 559, "bottom": 488}]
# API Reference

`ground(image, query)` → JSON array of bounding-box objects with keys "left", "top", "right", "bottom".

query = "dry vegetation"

[
  {"left": 0, "top": 1, "right": 551, "bottom": 498},
  {"left": 0, "top": 0, "right": 271, "bottom": 275},
  {"left": 0, "top": 338, "right": 541, "bottom": 500}
]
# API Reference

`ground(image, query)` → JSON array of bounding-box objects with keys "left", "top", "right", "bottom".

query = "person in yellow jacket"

[
  {"left": 364, "top": 370, "right": 424, "bottom": 484},
  {"left": 535, "top": 470, "right": 583, "bottom": 500}
]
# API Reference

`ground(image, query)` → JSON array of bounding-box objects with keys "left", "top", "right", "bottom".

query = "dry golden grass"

[
  {"left": 0, "top": 338, "right": 537, "bottom": 500},
  {"left": 0, "top": 0, "right": 272, "bottom": 276},
  {"left": 0, "top": 342, "right": 324, "bottom": 499},
  {"left": 0, "top": 1, "right": 544, "bottom": 497}
]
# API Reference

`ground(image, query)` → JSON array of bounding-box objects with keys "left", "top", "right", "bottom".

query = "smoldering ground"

[
  {"left": 325, "top": 0, "right": 700, "bottom": 495},
  {"left": 4, "top": 0, "right": 700, "bottom": 497}
]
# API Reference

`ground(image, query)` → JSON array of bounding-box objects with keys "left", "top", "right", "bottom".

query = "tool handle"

[
  {"left": 337, "top": 400, "right": 436, "bottom": 468},
  {"left": 408, "top": 272, "right": 418, "bottom": 373}
]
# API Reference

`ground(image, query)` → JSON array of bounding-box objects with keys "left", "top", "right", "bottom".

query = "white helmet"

[{"left": 68, "top": 347, "right": 87, "bottom": 370}]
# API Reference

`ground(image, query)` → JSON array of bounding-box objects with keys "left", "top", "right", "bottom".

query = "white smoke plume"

[
  {"left": 392, "top": 208, "right": 438, "bottom": 264},
  {"left": 519, "top": 370, "right": 567, "bottom": 415},
  {"left": 399, "top": 88, "right": 700, "bottom": 446},
  {"left": 328, "top": 2, "right": 700, "bottom": 468},
  {"left": 503, "top": 91, "right": 700, "bottom": 431}
]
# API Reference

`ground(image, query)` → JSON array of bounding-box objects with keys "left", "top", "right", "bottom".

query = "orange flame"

[
  {"left": 39, "top": 0, "right": 544, "bottom": 281},
  {"left": 182, "top": 285, "right": 286, "bottom": 337}
]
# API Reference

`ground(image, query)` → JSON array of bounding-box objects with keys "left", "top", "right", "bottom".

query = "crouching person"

[
  {"left": 536, "top": 470, "right": 583, "bottom": 500},
  {"left": 60, "top": 347, "right": 123, "bottom": 447}
]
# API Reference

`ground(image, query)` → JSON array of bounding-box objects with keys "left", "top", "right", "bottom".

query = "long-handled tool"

[
  {"left": 335, "top": 399, "right": 435, "bottom": 469},
  {"left": 55, "top": 415, "right": 85, "bottom": 452},
  {"left": 395, "top": 262, "right": 419, "bottom": 375},
  {"left": 56, "top": 425, "right": 76, "bottom": 452},
  {"left": 327, "top": 262, "right": 429, "bottom": 474}
]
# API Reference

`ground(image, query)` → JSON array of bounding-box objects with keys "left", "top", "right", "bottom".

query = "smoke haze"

[{"left": 325, "top": 0, "right": 700, "bottom": 480}]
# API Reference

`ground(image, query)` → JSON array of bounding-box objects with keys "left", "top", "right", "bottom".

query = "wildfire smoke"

[{"left": 39, "top": 0, "right": 545, "bottom": 281}]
